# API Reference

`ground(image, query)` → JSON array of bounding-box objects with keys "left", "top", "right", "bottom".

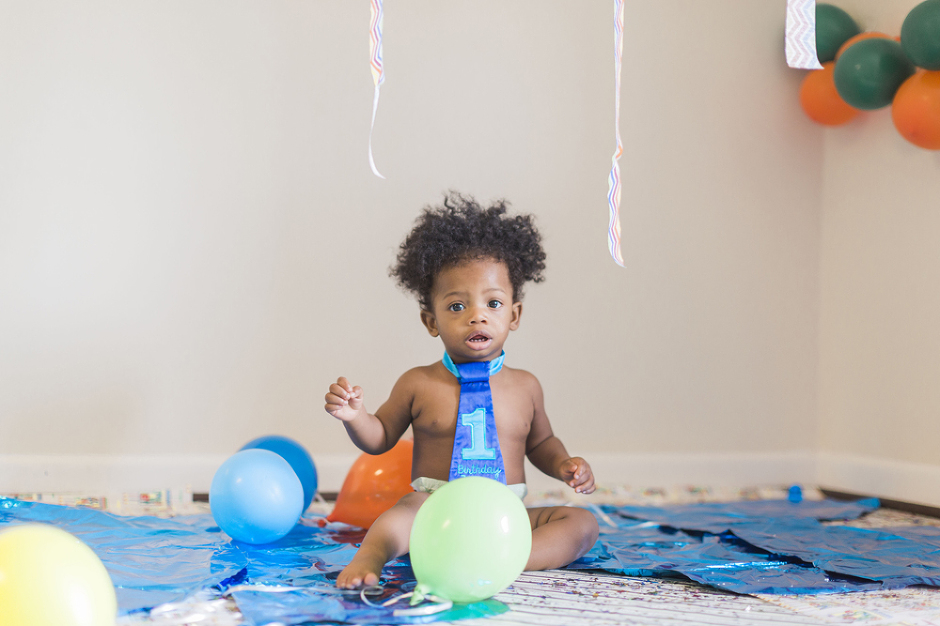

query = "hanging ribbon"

[
  {"left": 785, "top": 0, "right": 823, "bottom": 69},
  {"left": 368, "top": 0, "right": 386, "bottom": 178},
  {"left": 606, "top": 0, "right": 625, "bottom": 267}
]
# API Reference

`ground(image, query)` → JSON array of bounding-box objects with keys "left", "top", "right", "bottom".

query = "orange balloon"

[
  {"left": 799, "top": 62, "right": 860, "bottom": 126},
  {"left": 892, "top": 70, "right": 940, "bottom": 150},
  {"left": 327, "top": 439, "right": 414, "bottom": 529},
  {"left": 835, "top": 32, "right": 893, "bottom": 59}
]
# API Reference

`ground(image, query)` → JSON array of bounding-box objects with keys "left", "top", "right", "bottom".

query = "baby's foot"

[{"left": 336, "top": 548, "right": 385, "bottom": 589}]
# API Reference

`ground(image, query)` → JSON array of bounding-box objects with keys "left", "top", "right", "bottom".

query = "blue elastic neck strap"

[{"left": 442, "top": 351, "right": 505, "bottom": 379}]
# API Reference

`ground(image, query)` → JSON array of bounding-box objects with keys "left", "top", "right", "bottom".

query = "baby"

[{"left": 324, "top": 193, "right": 599, "bottom": 589}]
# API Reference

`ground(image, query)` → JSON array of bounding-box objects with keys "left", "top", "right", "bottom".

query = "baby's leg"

[
  {"left": 525, "top": 506, "right": 599, "bottom": 571},
  {"left": 336, "top": 491, "right": 430, "bottom": 589}
]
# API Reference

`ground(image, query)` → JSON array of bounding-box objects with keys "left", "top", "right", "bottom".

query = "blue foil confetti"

[
  {"left": 567, "top": 520, "right": 883, "bottom": 594},
  {"left": 731, "top": 520, "right": 940, "bottom": 588},
  {"left": 567, "top": 498, "right": 940, "bottom": 595},
  {"left": 607, "top": 498, "right": 880, "bottom": 534}
]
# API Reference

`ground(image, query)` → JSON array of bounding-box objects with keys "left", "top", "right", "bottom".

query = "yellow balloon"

[{"left": 0, "top": 524, "right": 117, "bottom": 626}]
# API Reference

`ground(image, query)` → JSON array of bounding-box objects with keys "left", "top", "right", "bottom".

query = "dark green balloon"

[
  {"left": 816, "top": 4, "right": 861, "bottom": 63},
  {"left": 834, "top": 38, "right": 916, "bottom": 110},
  {"left": 901, "top": 0, "right": 940, "bottom": 70}
]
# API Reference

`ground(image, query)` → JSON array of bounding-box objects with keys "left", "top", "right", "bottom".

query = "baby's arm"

[
  {"left": 324, "top": 373, "right": 415, "bottom": 455},
  {"left": 524, "top": 376, "right": 596, "bottom": 495}
]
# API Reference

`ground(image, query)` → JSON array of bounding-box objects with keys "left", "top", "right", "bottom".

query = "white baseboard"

[
  {"left": 523, "top": 451, "right": 817, "bottom": 494},
  {"left": 0, "top": 454, "right": 358, "bottom": 495},
  {"left": 2, "top": 451, "right": 937, "bottom": 509},
  {"left": 1, "top": 451, "right": 814, "bottom": 496},
  {"left": 816, "top": 452, "right": 940, "bottom": 508}
]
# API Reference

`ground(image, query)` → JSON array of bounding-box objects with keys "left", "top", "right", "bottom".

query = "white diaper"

[{"left": 411, "top": 476, "right": 528, "bottom": 500}]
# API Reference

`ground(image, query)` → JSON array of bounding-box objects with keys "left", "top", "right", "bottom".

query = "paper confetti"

[{"left": 786, "top": 0, "right": 824, "bottom": 69}]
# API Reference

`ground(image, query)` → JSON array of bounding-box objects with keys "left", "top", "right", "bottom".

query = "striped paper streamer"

[
  {"left": 785, "top": 0, "right": 823, "bottom": 69},
  {"left": 606, "top": 0, "right": 625, "bottom": 267},
  {"left": 368, "top": 0, "right": 386, "bottom": 178}
]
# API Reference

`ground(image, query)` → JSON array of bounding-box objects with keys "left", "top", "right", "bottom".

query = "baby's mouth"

[{"left": 467, "top": 333, "right": 491, "bottom": 343}]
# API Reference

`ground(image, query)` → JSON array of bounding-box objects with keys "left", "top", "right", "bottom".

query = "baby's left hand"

[{"left": 558, "top": 457, "right": 595, "bottom": 494}]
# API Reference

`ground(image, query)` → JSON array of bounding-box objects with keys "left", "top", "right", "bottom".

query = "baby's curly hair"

[{"left": 391, "top": 192, "right": 546, "bottom": 310}]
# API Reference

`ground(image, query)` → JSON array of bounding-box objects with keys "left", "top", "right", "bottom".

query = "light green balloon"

[{"left": 409, "top": 477, "right": 532, "bottom": 604}]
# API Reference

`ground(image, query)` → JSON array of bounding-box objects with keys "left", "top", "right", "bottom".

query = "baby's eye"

[
  {"left": 488, "top": 300, "right": 503, "bottom": 309},
  {"left": 448, "top": 303, "right": 465, "bottom": 312}
]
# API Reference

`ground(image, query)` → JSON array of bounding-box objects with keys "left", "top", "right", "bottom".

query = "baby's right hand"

[{"left": 325, "top": 377, "right": 364, "bottom": 422}]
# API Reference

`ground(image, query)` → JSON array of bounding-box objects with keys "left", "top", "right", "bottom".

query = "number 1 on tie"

[{"left": 460, "top": 408, "right": 496, "bottom": 460}]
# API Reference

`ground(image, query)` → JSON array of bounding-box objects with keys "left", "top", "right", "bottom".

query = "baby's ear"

[
  {"left": 509, "top": 301, "right": 522, "bottom": 331},
  {"left": 420, "top": 309, "right": 439, "bottom": 337}
]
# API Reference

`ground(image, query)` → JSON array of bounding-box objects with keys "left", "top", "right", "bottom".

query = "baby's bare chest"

[{"left": 411, "top": 379, "right": 533, "bottom": 442}]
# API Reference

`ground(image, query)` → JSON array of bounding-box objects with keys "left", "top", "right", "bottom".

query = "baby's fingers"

[
  {"left": 558, "top": 458, "right": 577, "bottom": 476},
  {"left": 571, "top": 458, "right": 595, "bottom": 494},
  {"left": 324, "top": 388, "right": 350, "bottom": 410},
  {"left": 325, "top": 389, "right": 348, "bottom": 406},
  {"left": 325, "top": 385, "right": 352, "bottom": 416},
  {"left": 578, "top": 475, "right": 596, "bottom": 494},
  {"left": 565, "top": 458, "right": 592, "bottom": 487},
  {"left": 329, "top": 383, "right": 353, "bottom": 402},
  {"left": 336, "top": 377, "right": 354, "bottom": 394},
  {"left": 572, "top": 471, "right": 595, "bottom": 494}
]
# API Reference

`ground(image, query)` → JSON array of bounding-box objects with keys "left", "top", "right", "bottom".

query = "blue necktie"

[{"left": 443, "top": 351, "right": 507, "bottom": 484}]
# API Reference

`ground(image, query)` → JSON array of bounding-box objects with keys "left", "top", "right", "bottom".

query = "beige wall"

[
  {"left": 2, "top": 2, "right": 823, "bottom": 467},
  {"left": 818, "top": 3, "right": 940, "bottom": 470}
]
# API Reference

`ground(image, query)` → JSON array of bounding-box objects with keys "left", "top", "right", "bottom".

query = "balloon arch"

[{"left": 792, "top": 1, "right": 940, "bottom": 150}]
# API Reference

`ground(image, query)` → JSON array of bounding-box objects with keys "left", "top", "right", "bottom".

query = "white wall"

[
  {"left": 1, "top": 2, "right": 830, "bottom": 493},
  {"left": 815, "top": 2, "right": 940, "bottom": 506}
]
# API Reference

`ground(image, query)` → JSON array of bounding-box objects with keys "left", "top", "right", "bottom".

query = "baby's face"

[{"left": 420, "top": 258, "right": 521, "bottom": 363}]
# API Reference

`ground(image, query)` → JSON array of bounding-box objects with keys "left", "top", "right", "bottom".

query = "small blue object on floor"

[
  {"left": 3, "top": 495, "right": 940, "bottom": 625},
  {"left": 788, "top": 484, "right": 803, "bottom": 503}
]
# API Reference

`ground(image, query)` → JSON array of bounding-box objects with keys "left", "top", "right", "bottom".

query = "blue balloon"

[
  {"left": 240, "top": 435, "right": 318, "bottom": 511},
  {"left": 210, "top": 449, "right": 304, "bottom": 544}
]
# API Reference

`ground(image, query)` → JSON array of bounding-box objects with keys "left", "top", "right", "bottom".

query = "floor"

[{"left": 10, "top": 486, "right": 940, "bottom": 626}]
